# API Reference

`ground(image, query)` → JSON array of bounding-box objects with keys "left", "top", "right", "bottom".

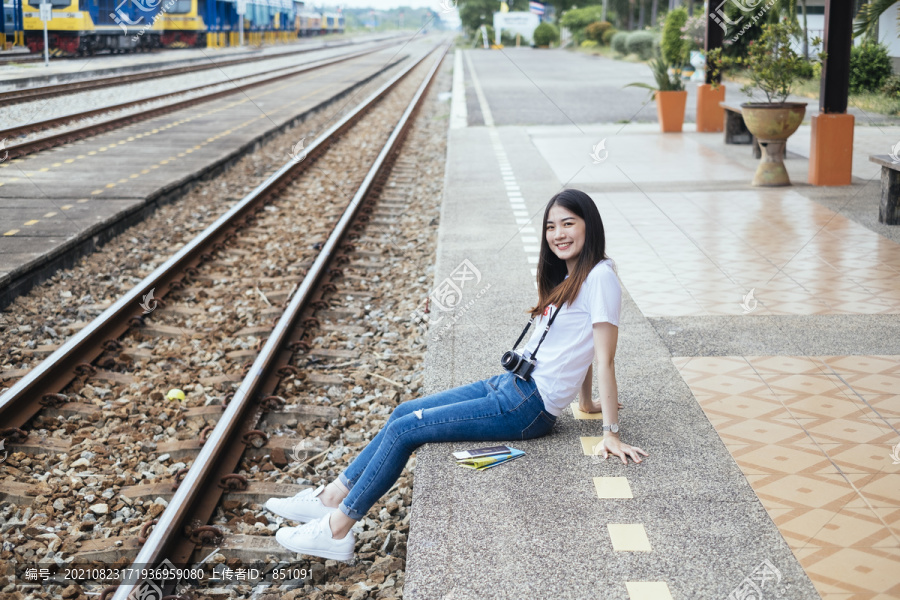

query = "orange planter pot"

[{"left": 655, "top": 90, "right": 688, "bottom": 133}]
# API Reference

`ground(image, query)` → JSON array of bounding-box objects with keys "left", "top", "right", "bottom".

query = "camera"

[{"left": 501, "top": 349, "right": 536, "bottom": 381}]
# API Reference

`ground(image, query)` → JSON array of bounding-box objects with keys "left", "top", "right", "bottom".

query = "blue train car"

[{"left": 23, "top": 0, "right": 164, "bottom": 54}]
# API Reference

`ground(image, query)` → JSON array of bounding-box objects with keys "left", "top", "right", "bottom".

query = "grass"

[
  {"left": 726, "top": 70, "right": 900, "bottom": 118},
  {"left": 570, "top": 43, "right": 647, "bottom": 62}
]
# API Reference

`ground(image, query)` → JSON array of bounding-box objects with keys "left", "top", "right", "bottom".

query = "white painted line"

[
  {"left": 522, "top": 245, "right": 540, "bottom": 252},
  {"left": 521, "top": 236, "right": 539, "bottom": 244},
  {"left": 516, "top": 218, "right": 530, "bottom": 225},
  {"left": 526, "top": 255, "right": 539, "bottom": 264},
  {"left": 520, "top": 226, "right": 536, "bottom": 233},
  {"left": 450, "top": 50, "right": 468, "bottom": 130},
  {"left": 463, "top": 52, "right": 493, "bottom": 126}
]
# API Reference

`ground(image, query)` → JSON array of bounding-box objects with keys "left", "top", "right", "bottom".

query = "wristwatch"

[{"left": 602, "top": 423, "right": 619, "bottom": 434}]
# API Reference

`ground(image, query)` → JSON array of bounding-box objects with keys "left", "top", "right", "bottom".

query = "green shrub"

[
  {"left": 611, "top": 31, "right": 629, "bottom": 55},
  {"left": 581, "top": 40, "right": 599, "bottom": 48},
  {"left": 585, "top": 20, "right": 613, "bottom": 44},
  {"left": 602, "top": 27, "right": 618, "bottom": 45},
  {"left": 533, "top": 22, "right": 559, "bottom": 47},
  {"left": 881, "top": 74, "right": 900, "bottom": 98},
  {"left": 560, "top": 6, "right": 605, "bottom": 33},
  {"left": 661, "top": 6, "right": 688, "bottom": 65},
  {"left": 626, "top": 31, "right": 656, "bottom": 60},
  {"left": 794, "top": 60, "right": 815, "bottom": 80},
  {"left": 849, "top": 41, "right": 893, "bottom": 93}
]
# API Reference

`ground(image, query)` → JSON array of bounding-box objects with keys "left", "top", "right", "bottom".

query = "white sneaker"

[
  {"left": 265, "top": 485, "right": 335, "bottom": 522},
  {"left": 275, "top": 513, "right": 355, "bottom": 560}
]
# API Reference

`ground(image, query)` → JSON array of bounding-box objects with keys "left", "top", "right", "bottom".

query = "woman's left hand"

[{"left": 600, "top": 436, "right": 648, "bottom": 464}]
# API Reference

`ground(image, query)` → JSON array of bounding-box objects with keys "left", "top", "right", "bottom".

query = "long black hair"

[{"left": 527, "top": 189, "right": 609, "bottom": 318}]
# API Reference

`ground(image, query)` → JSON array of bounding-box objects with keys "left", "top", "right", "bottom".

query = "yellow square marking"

[
  {"left": 4, "top": 229, "right": 19, "bottom": 236},
  {"left": 571, "top": 403, "right": 603, "bottom": 420},
  {"left": 64, "top": 158, "right": 75, "bottom": 163},
  {"left": 39, "top": 167, "right": 49, "bottom": 172},
  {"left": 160, "top": 160, "right": 169, "bottom": 165},
  {"left": 61, "top": 205, "right": 72, "bottom": 210},
  {"left": 23, "top": 219, "right": 39, "bottom": 226},
  {"left": 0, "top": 183, "right": 3, "bottom": 187},
  {"left": 129, "top": 174, "right": 139, "bottom": 179},
  {"left": 76, "top": 155, "right": 85, "bottom": 159},
  {"left": 52, "top": 163, "right": 62, "bottom": 167},
  {"left": 91, "top": 190, "right": 103, "bottom": 195},
  {"left": 77, "top": 198, "right": 89, "bottom": 203},
  {"left": 88, "top": 151, "right": 97, "bottom": 155},
  {"left": 177, "top": 153, "right": 186, "bottom": 157},
  {"left": 207, "top": 137, "right": 216, "bottom": 142},
  {"left": 593, "top": 477, "right": 633, "bottom": 499},
  {"left": 151, "top": 129, "right": 159, "bottom": 133},
  {"left": 140, "top": 169, "right": 150, "bottom": 174},
  {"left": 127, "top": 137, "right": 135, "bottom": 141},
  {"left": 150, "top": 165, "right": 159, "bottom": 169},
  {"left": 193, "top": 145, "right": 201, "bottom": 150},
  {"left": 580, "top": 437, "right": 606, "bottom": 455},
  {"left": 625, "top": 582, "right": 673, "bottom": 600},
  {"left": 135, "top": 134, "right": 144, "bottom": 138},
  {"left": 118, "top": 179, "right": 128, "bottom": 184},
  {"left": 105, "top": 183, "right": 116, "bottom": 188},
  {"left": 42, "top": 212, "right": 57, "bottom": 218},
  {"left": 607, "top": 524, "right": 652, "bottom": 552},
  {"left": 99, "top": 147, "right": 108, "bottom": 152},
  {"left": 185, "top": 149, "right": 194, "bottom": 154}
]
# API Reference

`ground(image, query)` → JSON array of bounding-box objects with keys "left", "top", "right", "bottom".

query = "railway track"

[
  {"left": 0, "top": 40, "right": 449, "bottom": 600},
  {"left": 0, "top": 37, "right": 393, "bottom": 106},
  {"left": 0, "top": 38, "right": 402, "bottom": 162}
]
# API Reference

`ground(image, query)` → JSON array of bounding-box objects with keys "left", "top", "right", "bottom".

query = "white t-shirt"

[{"left": 519, "top": 260, "right": 622, "bottom": 416}]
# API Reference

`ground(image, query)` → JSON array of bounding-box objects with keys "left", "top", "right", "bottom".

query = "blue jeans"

[{"left": 336, "top": 371, "right": 557, "bottom": 520}]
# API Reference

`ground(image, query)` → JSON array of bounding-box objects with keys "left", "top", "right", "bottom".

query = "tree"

[{"left": 855, "top": 0, "right": 899, "bottom": 38}]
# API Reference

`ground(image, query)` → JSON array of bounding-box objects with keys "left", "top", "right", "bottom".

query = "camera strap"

[{"left": 511, "top": 305, "right": 560, "bottom": 361}]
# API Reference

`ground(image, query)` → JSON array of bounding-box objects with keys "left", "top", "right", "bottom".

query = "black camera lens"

[{"left": 500, "top": 351, "right": 520, "bottom": 371}]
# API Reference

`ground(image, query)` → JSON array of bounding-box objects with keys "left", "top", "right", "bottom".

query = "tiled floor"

[
  {"left": 673, "top": 355, "right": 900, "bottom": 599},
  {"left": 596, "top": 190, "right": 900, "bottom": 316}
]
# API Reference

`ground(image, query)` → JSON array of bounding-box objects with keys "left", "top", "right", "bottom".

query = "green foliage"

[
  {"left": 624, "top": 54, "right": 685, "bottom": 98},
  {"left": 706, "top": 19, "right": 825, "bottom": 103},
  {"left": 533, "top": 22, "right": 559, "bottom": 46},
  {"left": 849, "top": 41, "right": 893, "bottom": 93},
  {"left": 602, "top": 27, "right": 619, "bottom": 45},
  {"left": 661, "top": 6, "right": 688, "bottom": 65},
  {"left": 458, "top": 0, "right": 500, "bottom": 38},
  {"left": 680, "top": 14, "right": 705, "bottom": 51},
  {"left": 794, "top": 60, "right": 815, "bottom": 80},
  {"left": 626, "top": 31, "right": 657, "bottom": 60},
  {"left": 585, "top": 20, "right": 613, "bottom": 43},
  {"left": 560, "top": 6, "right": 606, "bottom": 32},
  {"left": 581, "top": 39, "right": 599, "bottom": 48},
  {"left": 611, "top": 31, "right": 629, "bottom": 55},
  {"left": 881, "top": 74, "right": 900, "bottom": 99}
]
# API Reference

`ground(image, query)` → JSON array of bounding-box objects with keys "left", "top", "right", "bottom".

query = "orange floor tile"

[{"left": 674, "top": 355, "right": 900, "bottom": 598}]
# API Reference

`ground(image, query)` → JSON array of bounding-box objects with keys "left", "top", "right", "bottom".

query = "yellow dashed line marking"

[
  {"left": 88, "top": 151, "right": 97, "bottom": 156},
  {"left": 61, "top": 205, "right": 72, "bottom": 210},
  {"left": 207, "top": 137, "right": 216, "bottom": 142},
  {"left": 140, "top": 169, "right": 150, "bottom": 174},
  {"left": 118, "top": 178, "right": 128, "bottom": 184},
  {"left": 91, "top": 190, "right": 103, "bottom": 195},
  {"left": 592, "top": 477, "right": 633, "bottom": 499},
  {"left": 129, "top": 174, "right": 139, "bottom": 179},
  {"left": 23, "top": 219, "right": 39, "bottom": 226},
  {"left": 160, "top": 160, "right": 170, "bottom": 165},
  {"left": 4, "top": 229, "right": 19, "bottom": 236},
  {"left": 177, "top": 153, "right": 186, "bottom": 157},
  {"left": 193, "top": 145, "right": 201, "bottom": 150},
  {"left": 150, "top": 165, "right": 159, "bottom": 169},
  {"left": 39, "top": 167, "right": 49, "bottom": 172},
  {"left": 127, "top": 137, "right": 135, "bottom": 141},
  {"left": 185, "top": 149, "right": 194, "bottom": 154},
  {"left": 77, "top": 199, "right": 88, "bottom": 203},
  {"left": 570, "top": 403, "right": 603, "bottom": 420},
  {"left": 43, "top": 212, "right": 57, "bottom": 218},
  {"left": 52, "top": 162, "right": 61, "bottom": 167},
  {"left": 64, "top": 159, "right": 75, "bottom": 163},
  {"left": 608, "top": 524, "right": 652, "bottom": 552},
  {"left": 99, "top": 148, "right": 108, "bottom": 152},
  {"left": 76, "top": 155, "right": 85, "bottom": 159},
  {"left": 106, "top": 183, "right": 116, "bottom": 188},
  {"left": 625, "top": 582, "right": 673, "bottom": 600}
]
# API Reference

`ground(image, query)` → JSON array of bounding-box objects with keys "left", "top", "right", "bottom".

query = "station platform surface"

[
  {"left": 406, "top": 48, "right": 900, "bottom": 600},
  {"left": 0, "top": 38, "right": 432, "bottom": 306}
]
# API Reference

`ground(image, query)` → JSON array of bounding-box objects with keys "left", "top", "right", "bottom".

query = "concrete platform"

[
  {"left": 405, "top": 49, "right": 900, "bottom": 600},
  {"left": 0, "top": 38, "right": 434, "bottom": 307}
]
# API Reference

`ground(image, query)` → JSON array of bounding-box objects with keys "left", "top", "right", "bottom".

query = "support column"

[{"left": 809, "top": 0, "right": 854, "bottom": 186}]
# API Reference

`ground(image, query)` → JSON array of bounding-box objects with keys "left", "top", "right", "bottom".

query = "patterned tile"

[{"left": 673, "top": 355, "right": 900, "bottom": 598}]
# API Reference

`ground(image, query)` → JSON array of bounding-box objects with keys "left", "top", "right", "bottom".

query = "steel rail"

[
  {"left": 1, "top": 40, "right": 403, "bottom": 162},
  {"left": 0, "top": 35, "right": 400, "bottom": 106},
  {"left": 0, "top": 38, "right": 398, "bottom": 142},
  {"left": 0, "top": 42, "right": 429, "bottom": 429},
  {"left": 110, "top": 41, "right": 449, "bottom": 600}
]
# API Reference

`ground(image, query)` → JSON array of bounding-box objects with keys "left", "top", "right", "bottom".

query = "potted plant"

[
  {"left": 625, "top": 54, "right": 687, "bottom": 133},
  {"left": 707, "top": 20, "right": 825, "bottom": 186}
]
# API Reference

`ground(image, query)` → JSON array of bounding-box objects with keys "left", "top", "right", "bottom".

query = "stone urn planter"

[
  {"left": 657, "top": 90, "right": 688, "bottom": 133},
  {"left": 741, "top": 102, "right": 806, "bottom": 186}
]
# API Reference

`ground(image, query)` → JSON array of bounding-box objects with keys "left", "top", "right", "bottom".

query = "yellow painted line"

[
  {"left": 140, "top": 169, "right": 150, "bottom": 174},
  {"left": 207, "top": 137, "right": 216, "bottom": 142},
  {"left": 64, "top": 158, "right": 75, "bottom": 164},
  {"left": 99, "top": 147, "right": 108, "bottom": 152},
  {"left": 52, "top": 162, "right": 61, "bottom": 167},
  {"left": 160, "top": 160, "right": 169, "bottom": 165},
  {"left": 592, "top": 477, "right": 633, "bottom": 499},
  {"left": 91, "top": 190, "right": 103, "bottom": 195},
  {"left": 0, "top": 183, "right": 3, "bottom": 187},
  {"left": 150, "top": 165, "right": 160, "bottom": 170},
  {"left": 571, "top": 403, "right": 602, "bottom": 420},
  {"left": 23, "top": 219, "right": 38, "bottom": 226},
  {"left": 127, "top": 137, "right": 135, "bottom": 141},
  {"left": 76, "top": 155, "right": 85, "bottom": 159},
  {"left": 42, "top": 212, "right": 57, "bottom": 218},
  {"left": 625, "top": 582, "right": 673, "bottom": 600},
  {"left": 193, "top": 145, "right": 201, "bottom": 150},
  {"left": 177, "top": 153, "right": 186, "bottom": 157},
  {"left": 580, "top": 437, "right": 605, "bottom": 455},
  {"left": 77, "top": 199, "right": 89, "bottom": 203},
  {"left": 106, "top": 183, "right": 116, "bottom": 188},
  {"left": 61, "top": 205, "right": 72, "bottom": 210},
  {"left": 129, "top": 174, "right": 139, "bottom": 179},
  {"left": 88, "top": 151, "right": 97, "bottom": 156},
  {"left": 607, "top": 524, "right": 652, "bottom": 552},
  {"left": 185, "top": 149, "right": 194, "bottom": 154},
  {"left": 118, "top": 178, "right": 128, "bottom": 184},
  {"left": 39, "top": 167, "right": 49, "bottom": 172},
  {"left": 4, "top": 229, "right": 19, "bottom": 236},
  {"left": 151, "top": 129, "right": 159, "bottom": 133}
]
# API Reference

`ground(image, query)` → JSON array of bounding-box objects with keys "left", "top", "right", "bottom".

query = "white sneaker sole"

[{"left": 275, "top": 530, "right": 354, "bottom": 561}]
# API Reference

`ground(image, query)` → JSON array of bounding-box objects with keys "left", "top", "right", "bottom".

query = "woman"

[{"left": 265, "top": 188, "right": 648, "bottom": 560}]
